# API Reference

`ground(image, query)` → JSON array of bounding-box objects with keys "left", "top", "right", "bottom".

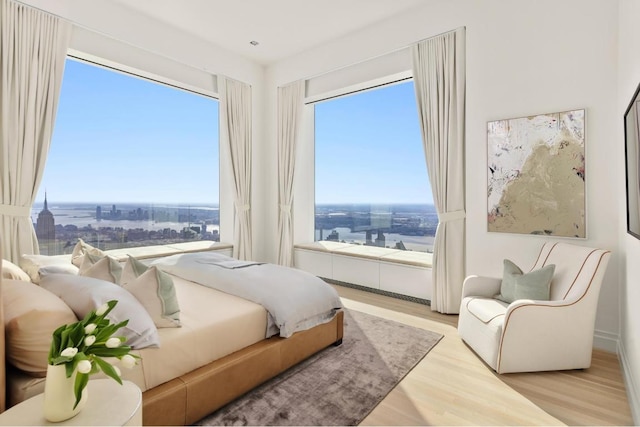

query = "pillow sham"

[
  {"left": 19, "top": 254, "right": 78, "bottom": 284},
  {"left": 120, "top": 255, "right": 149, "bottom": 287},
  {"left": 39, "top": 274, "right": 160, "bottom": 349},
  {"left": 2, "top": 259, "right": 31, "bottom": 282},
  {"left": 71, "top": 238, "right": 105, "bottom": 268},
  {"left": 79, "top": 253, "right": 122, "bottom": 284},
  {"left": 122, "top": 264, "right": 181, "bottom": 328},
  {"left": 3, "top": 279, "right": 78, "bottom": 377},
  {"left": 495, "top": 259, "right": 555, "bottom": 304}
]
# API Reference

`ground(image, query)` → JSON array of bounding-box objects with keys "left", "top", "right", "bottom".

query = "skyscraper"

[{"left": 36, "top": 193, "right": 55, "bottom": 241}]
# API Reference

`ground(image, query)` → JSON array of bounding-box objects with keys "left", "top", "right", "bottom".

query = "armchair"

[{"left": 457, "top": 242, "right": 611, "bottom": 374}]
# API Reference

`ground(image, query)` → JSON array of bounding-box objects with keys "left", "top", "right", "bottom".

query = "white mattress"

[{"left": 8, "top": 274, "right": 268, "bottom": 404}]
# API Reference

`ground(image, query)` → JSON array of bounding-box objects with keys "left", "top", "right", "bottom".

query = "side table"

[{"left": 0, "top": 379, "right": 142, "bottom": 426}]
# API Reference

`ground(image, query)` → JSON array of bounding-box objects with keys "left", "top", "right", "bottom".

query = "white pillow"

[
  {"left": 71, "top": 239, "right": 105, "bottom": 268},
  {"left": 79, "top": 253, "right": 122, "bottom": 284},
  {"left": 120, "top": 255, "right": 149, "bottom": 287},
  {"left": 2, "top": 259, "right": 31, "bottom": 282},
  {"left": 122, "top": 265, "right": 181, "bottom": 328},
  {"left": 19, "top": 254, "right": 78, "bottom": 284},
  {"left": 39, "top": 274, "right": 160, "bottom": 349},
  {"left": 3, "top": 279, "right": 78, "bottom": 376}
]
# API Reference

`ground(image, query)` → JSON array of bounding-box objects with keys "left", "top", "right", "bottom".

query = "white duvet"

[{"left": 151, "top": 252, "right": 343, "bottom": 338}]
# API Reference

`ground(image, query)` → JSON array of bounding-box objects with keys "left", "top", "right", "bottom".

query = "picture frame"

[{"left": 487, "top": 109, "right": 586, "bottom": 238}]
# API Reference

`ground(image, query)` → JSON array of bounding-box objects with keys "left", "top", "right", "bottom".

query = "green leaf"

[
  {"left": 73, "top": 372, "right": 89, "bottom": 409},
  {"left": 93, "top": 356, "right": 123, "bottom": 385},
  {"left": 88, "top": 347, "right": 131, "bottom": 358},
  {"left": 69, "top": 322, "right": 85, "bottom": 348},
  {"left": 48, "top": 324, "right": 66, "bottom": 362}
]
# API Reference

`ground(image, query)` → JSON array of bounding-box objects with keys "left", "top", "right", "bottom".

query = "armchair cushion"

[
  {"left": 495, "top": 259, "right": 555, "bottom": 304},
  {"left": 466, "top": 297, "right": 509, "bottom": 323}
]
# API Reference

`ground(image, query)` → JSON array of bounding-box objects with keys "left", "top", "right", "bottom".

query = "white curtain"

[
  {"left": 219, "top": 76, "right": 253, "bottom": 260},
  {"left": 0, "top": 0, "right": 71, "bottom": 263},
  {"left": 276, "top": 81, "right": 305, "bottom": 266},
  {"left": 412, "top": 28, "right": 466, "bottom": 313}
]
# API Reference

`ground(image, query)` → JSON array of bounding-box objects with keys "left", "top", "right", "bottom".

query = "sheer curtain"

[
  {"left": 412, "top": 28, "right": 466, "bottom": 313},
  {"left": 276, "top": 81, "right": 305, "bottom": 266},
  {"left": 0, "top": 0, "right": 71, "bottom": 262},
  {"left": 219, "top": 76, "right": 253, "bottom": 260}
]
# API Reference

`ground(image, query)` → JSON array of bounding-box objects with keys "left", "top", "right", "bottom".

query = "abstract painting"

[{"left": 487, "top": 109, "right": 585, "bottom": 238}]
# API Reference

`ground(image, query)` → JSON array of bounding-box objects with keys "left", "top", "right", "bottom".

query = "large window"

[
  {"left": 33, "top": 58, "right": 220, "bottom": 255},
  {"left": 314, "top": 80, "right": 435, "bottom": 252}
]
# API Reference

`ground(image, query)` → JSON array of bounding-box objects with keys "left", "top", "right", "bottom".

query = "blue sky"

[
  {"left": 36, "top": 59, "right": 219, "bottom": 205},
  {"left": 37, "top": 59, "right": 432, "bottom": 206},
  {"left": 315, "top": 81, "right": 432, "bottom": 204}
]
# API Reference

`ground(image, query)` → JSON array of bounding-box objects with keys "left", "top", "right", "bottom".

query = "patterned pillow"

[
  {"left": 121, "top": 257, "right": 180, "bottom": 328},
  {"left": 79, "top": 253, "right": 122, "bottom": 284}
]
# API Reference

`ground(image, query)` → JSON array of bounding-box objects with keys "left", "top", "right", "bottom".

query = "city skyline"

[{"left": 36, "top": 58, "right": 433, "bottom": 206}]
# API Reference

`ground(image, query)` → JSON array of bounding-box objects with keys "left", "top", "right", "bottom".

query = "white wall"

[
  {"left": 265, "top": 0, "right": 621, "bottom": 347},
  {"left": 619, "top": 0, "right": 640, "bottom": 421}
]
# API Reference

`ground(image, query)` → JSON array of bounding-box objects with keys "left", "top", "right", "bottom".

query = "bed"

[{"left": 0, "top": 244, "right": 344, "bottom": 425}]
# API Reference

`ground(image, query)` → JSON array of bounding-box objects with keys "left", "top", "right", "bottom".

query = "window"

[
  {"left": 314, "top": 79, "right": 435, "bottom": 252},
  {"left": 33, "top": 58, "right": 220, "bottom": 255}
]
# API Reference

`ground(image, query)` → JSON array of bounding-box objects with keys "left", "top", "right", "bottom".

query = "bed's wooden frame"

[
  {"left": 0, "top": 247, "right": 343, "bottom": 426},
  {"left": 142, "top": 310, "right": 344, "bottom": 425}
]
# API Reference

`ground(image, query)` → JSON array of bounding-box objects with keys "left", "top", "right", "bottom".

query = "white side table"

[{"left": 0, "top": 380, "right": 142, "bottom": 426}]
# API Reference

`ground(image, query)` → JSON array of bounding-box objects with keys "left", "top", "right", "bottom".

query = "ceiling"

[{"left": 111, "top": 0, "right": 426, "bottom": 65}]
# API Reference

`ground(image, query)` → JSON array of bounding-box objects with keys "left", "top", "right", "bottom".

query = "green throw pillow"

[{"left": 495, "top": 259, "right": 555, "bottom": 304}]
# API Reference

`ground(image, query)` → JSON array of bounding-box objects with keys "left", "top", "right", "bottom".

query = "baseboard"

[
  {"left": 619, "top": 340, "right": 640, "bottom": 425},
  {"left": 593, "top": 329, "right": 619, "bottom": 353}
]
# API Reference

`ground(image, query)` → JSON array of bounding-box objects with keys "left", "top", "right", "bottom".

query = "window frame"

[
  {"left": 35, "top": 52, "right": 224, "bottom": 254},
  {"left": 293, "top": 70, "right": 435, "bottom": 253}
]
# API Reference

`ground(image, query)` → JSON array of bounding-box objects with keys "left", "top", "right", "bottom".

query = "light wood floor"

[{"left": 333, "top": 285, "right": 633, "bottom": 426}]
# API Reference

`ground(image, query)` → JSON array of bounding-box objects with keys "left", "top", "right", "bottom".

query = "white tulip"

[
  {"left": 60, "top": 347, "right": 78, "bottom": 358},
  {"left": 84, "top": 335, "right": 96, "bottom": 347},
  {"left": 106, "top": 337, "right": 121, "bottom": 348},
  {"left": 84, "top": 323, "right": 97, "bottom": 334},
  {"left": 121, "top": 354, "right": 136, "bottom": 369},
  {"left": 77, "top": 360, "right": 92, "bottom": 374},
  {"left": 96, "top": 303, "right": 110, "bottom": 316}
]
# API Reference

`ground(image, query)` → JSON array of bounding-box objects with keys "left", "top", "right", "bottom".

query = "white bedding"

[{"left": 151, "top": 252, "right": 343, "bottom": 338}]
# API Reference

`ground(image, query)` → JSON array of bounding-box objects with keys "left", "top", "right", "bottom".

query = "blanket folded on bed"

[
  {"left": 196, "top": 258, "right": 264, "bottom": 269},
  {"left": 151, "top": 252, "right": 342, "bottom": 338}
]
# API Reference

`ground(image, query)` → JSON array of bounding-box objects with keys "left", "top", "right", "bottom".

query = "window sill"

[
  {"left": 45, "top": 241, "right": 233, "bottom": 263},
  {"left": 294, "top": 242, "right": 432, "bottom": 268},
  {"left": 105, "top": 241, "right": 232, "bottom": 261}
]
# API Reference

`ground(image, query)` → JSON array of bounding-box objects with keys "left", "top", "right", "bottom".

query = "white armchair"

[{"left": 457, "top": 242, "right": 611, "bottom": 374}]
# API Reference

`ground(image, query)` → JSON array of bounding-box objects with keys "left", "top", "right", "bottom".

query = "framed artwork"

[{"left": 487, "top": 109, "right": 585, "bottom": 238}]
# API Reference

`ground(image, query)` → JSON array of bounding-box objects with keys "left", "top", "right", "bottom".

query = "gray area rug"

[{"left": 196, "top": 309, "right": 443, "bottom": 426}]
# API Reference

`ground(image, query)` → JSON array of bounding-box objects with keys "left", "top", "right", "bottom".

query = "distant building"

[
  {"left": 395, "top": 241, "right": 407, "bottom": 250},
  {"left": 36, "top": 193, "right": 55, "bottom": 241},
  {"left": 96, "top": 205, "right": 102, "bottom": 220},
  {"left": 326, "top": 230, "right": 339, "bottom": 241}
]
